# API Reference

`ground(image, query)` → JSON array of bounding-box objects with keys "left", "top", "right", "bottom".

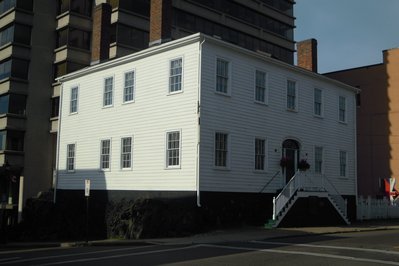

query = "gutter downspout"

[
  {"left": 53, "top": 83, "right": 64, "bottom": 203},
  {"left": 196, "top": 36, "right": 205, "bottom": 207},
  {"left": 354, "top": 93, "right": 358, "bottom": 215}
]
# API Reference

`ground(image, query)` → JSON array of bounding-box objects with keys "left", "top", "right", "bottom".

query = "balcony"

[
  {"left": 0, "top": 78, "right": 28, "bottom": 95},
  {"left": 54, "top": 46, "right": 91, "bottom": 65},
  {"left": 56, "top": 12, "right": 92, "bottom": 32},
  {"left": 0, "top": 8, "right": 33, "bottom": 29},
  {"left": 0, "top": 43, "right": 30, "bottom": 62},
  {"left": 50, "top": 117, "right": 58, "bottom": 133},
  {"left": 0, "top": 114, "right": 25, "bottom": 130}
]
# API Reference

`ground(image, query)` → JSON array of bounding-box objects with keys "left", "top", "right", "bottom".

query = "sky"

[{"left": 294, "top": 0, "right": 399, "bottom": 73}]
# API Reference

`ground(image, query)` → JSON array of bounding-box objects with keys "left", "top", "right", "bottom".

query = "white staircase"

[{"left": 272, "top": 171, "right": 350, "bottom": 227}]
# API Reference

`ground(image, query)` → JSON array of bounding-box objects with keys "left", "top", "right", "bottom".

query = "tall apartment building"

[
  {"left": 325, "top": 48, "right": 399, "bottom": 198},
  {"left": 0, "top": 0, "right": 295, "bottom": 203}
]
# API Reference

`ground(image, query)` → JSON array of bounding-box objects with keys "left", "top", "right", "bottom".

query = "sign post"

[{"left": 85, "top": 179, "right": 90, "bottom": 243}]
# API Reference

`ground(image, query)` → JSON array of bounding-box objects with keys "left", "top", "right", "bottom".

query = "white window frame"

[
  {"left": 314, "top": 146, "right": 323, "bottom": 174},
  {"left": 254, "top": 70, "right": 268, "bottom": 105},
  {"left": 314, "top": 88, "right": 323, "bottom": 117},
  {"left": 70, "top": 86, "right": 78, "bottom": 114},
  {"left": 66, "top": 143, "right": 76, "bottom": 172},
  {"left": 286, "top": 79, "right": 298, "bottom": 111},
  {"left": 215, "top": 57, "right": 230, "bottom": 96},
  {"left": 254, "top": 137, "right": 267, "bottom": 171},
  {"left": 339, "top": 96, "right": 347, "bottom": 123},
  {"left": 165, "top": 130, "right": 182, "bottom": 169},
  {"left": 103, "top": 76, "right": 114, "bottom": 107},
  {"left": 123, "top": 70, "right": 135, "bottom": 103},
  {"left": 100, "top": 139, "right": 111, "bottom": 171},
  {"left": 214, "top": 131, "right": 230, "bottom": 169},
  {"left": 120, "top": 136, "right": 132, "bottom": 170},
  {"left": 169, "top": 57, "right": 183, "bottom": 94},
  {"left": 339, "top": 150, "right": 347, "bottom": 177}
]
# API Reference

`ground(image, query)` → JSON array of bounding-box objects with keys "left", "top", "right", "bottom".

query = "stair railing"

[
  {"left": 322, "top": 175, "right": 347, "bottom": 217},
  {"left": 259, "top": 170, "right": 280, "bottom": 193},
  {"left": 273, "top": 170, "right": 302, "bottom": 220}
]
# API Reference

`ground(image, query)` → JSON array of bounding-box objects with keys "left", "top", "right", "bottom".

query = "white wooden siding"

[
  {"left": 57, "top": 42, "right": 200, "bottom": 191},
  {"left": 199, "top": 41, "right": 356, "bottom": 196}
]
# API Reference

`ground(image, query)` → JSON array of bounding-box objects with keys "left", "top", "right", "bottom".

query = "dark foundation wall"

[{"left": 54, "top": 190, "right": 275, "bottom": 239}]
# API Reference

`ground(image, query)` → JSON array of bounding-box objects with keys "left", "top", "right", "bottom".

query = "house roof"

[{"left": 57, "top": 33, "right": 359, "bottom": 93}]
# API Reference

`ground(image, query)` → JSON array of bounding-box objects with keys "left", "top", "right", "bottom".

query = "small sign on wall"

[{"left": 85, "top": 179, "right": 90, "bottom": 197}]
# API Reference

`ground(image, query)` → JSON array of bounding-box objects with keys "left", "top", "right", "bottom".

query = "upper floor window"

[
  {"left": 0, "top": 129, "right": 24, "bottom": 151},
  {"left": 103, "top": 77, "right": 113, "bottom": 107},
  {"left": 339, "top": 150, "right": 347, "bottom": 177},
  {"left": 166, "top": 131, "right": 181, "bottom": 168},
  {"left": 314, "top": 88, "right": 322, "bottom": 116},
  {"left": 286, "top": 80, "right": 297, "bottom": 110},
  {"left": 215, "top": 132, "right": 229, "bottom": 167},
  {"left": 0, "top": 0, "right": 15, "bottom": 14},
  {"left": 123, "top": 71, "right": 134, "bottom": 103},
  {"left": 339, "top": 96, "right": 346, "bottom": 122},
  {"left": 255, "top": 70, "right": 267, "bottom": 103},
  {"left": 58, "top": 0, "right": 92, "bottom": 16},
  {"left": 216, "top": 58, "right": 229, "bottom": 94},
  {"left": 100, "top": 139, "right": 111, "bottom": 170},
  {"left": 0, "top": 25, "right": 13, "bottom": 47},
  {"left": 51, "top": 97, "right": 60, "bottom": 118},
  {"left": 121, "top": 137, "right": 132, "bottom": 169},
  {"left": 67, "top": 143, "right": 76, "bottom": 171},
  {"left": 57, "top": 27, "right": 91, "bottom": 50},
  {"left": 314, "top": 146, "right": 323, "bottom": 174},
  {"left": 0, "top": 93, "right": 26, "bottom": 115},
  {"left": 70, "top": 86, "right": 78, "bottom": 113},
  {"left": 255, "top": 138, "right": 266, "bottom": 171},
  {"left": 169, "top": 58, "right": 183, "bottom": 93},
  {"left": 0, "top": 58, "right": 29, "bottom": 80}
]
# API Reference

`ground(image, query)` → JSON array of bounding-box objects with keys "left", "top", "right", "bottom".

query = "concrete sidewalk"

[{"left": 1, "top": 219, "right": 399, "bottom": 250}]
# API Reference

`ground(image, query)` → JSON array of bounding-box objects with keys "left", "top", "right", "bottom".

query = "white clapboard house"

[{"left": 55, "top": 33, "right": 358, "bottom": 226}]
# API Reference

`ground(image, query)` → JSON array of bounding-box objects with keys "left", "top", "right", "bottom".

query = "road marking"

[
  {"left": 252, "top": 240, "right": 399, "bottom": 255},
  {"left": 200, "top": 244, "right": 399, "bottom": 266},
  {"left": 34, "top": 245, "right": 201, "bottom": 265},
  {"left": 0, "top": 257, "right": 20, "bottom": 262},
  {"left": 0, "top": 245, "right": 153, "bottom": 265}
]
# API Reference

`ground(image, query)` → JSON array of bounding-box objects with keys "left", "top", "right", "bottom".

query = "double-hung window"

[
  {"left": 314, "top": 146, "right": 323, "bottom": 174},
  {"left": 339, "top": 150, "right": 347, "bottom": 177},
  {"left": 255, "top": 70, "right": 267, "bottom": 103},
  {"left": 67, "top": 143, "right": 75, "bottom": 171},
  {"left": 216, "top": 58, "right": 229, "bottom": 94},
  {"left": 166, "top": 131, "right": 181, "bottom": 168},
  {"left": 215, "top": 132, "right": 228, "bottom": 167},
  {"left": 314, "top": 88, "right": 322, "bottom": 116},
  {"left": 123, "top": 71, "right": 134, "bottom": 103},
  {"left": 70, "top": 86, "right": 78, "bottom": 114},
  {"left": 100, "top": 139, "right": 111, "bottom": 170},
  {"left": 287, "top": 80, "right": 297, "bottom": 110},
  {"left": 103, "top": 77, "right": 113, "bottom": 107},
  {"left": 255, "top": 138, "right": 266, "bottom": 171},
  {"left": 169, "top": 58, "right": 182, "bottom": 93},
  {"left": 339, "top": 96, "right": 346, "bottom": 122},
  {"left": 121, "top": 137, "right": 132, "bottom": 169}
]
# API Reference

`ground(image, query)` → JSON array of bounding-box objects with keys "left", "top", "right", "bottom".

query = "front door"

[{"left": 282, "top": 139, "right": 300, "bottom": 183}]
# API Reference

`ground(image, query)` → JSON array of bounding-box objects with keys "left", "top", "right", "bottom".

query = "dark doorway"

[{"left": 282, "top": 139, "right": 300, "bottom": 183}]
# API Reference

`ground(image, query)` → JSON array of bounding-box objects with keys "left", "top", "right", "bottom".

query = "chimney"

[
  {"left": 149, "top": 0, "right": 172, "bottom": 47},
  {"left": 297, "top": 39, "right": 318, "bottom": 72},
  {"left": 91, "top": 3, "right": 111, "bottom": 65}
]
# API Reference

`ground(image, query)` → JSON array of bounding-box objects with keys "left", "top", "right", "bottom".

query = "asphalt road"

[{"left": 1, "top": 230, "right": 399, "bottom": 265}]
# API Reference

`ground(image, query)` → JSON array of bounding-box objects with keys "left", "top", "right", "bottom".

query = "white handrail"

[
  {"left": 273, "top": 170, "right": 301, "bottom": 220},
  {"left": 273, "top": 172, "right": 347, "bottom": 220}
]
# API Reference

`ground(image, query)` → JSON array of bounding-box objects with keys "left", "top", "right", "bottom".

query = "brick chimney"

[
  {"left": 297, "top": 39, "right": 318, "bottom": 73},
  {"left": 149, "top": 0, "right": 172, "bottom": 47},
  {"left": 91, "top": 3, "right": 111, "bottom": 65}
]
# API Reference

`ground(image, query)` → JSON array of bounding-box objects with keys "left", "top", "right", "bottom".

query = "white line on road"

[
  {"left": 34, "top": 245, "right": 201, "bottom": 266},
  {"left": 200, "top": 244, "right": 399, "bottom": 266},
  {"left": 252, "top": 240, "right": 399, "bottom": 255},
  {"left": 0, "top": 245, "right": 153, "bottom": 265},
  {"left": 0, "top": 257, "right": 20, "bottom": 262}
]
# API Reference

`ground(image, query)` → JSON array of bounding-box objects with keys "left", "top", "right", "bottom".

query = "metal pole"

[
  {"left": 86, "top": 196, "right": 89, "bottom": 243},
  {"left": 272, "top": 197, "right": 276, "bottom": 220}
]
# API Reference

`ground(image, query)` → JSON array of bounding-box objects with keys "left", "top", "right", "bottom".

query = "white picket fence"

[{"left": 357, "top": 196, "right": 399, "bottom": 220}]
